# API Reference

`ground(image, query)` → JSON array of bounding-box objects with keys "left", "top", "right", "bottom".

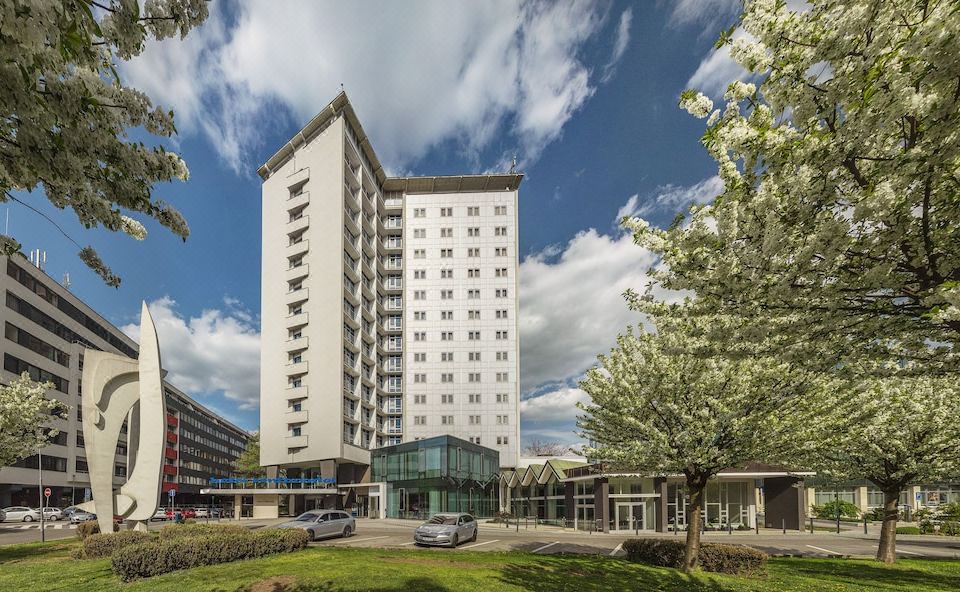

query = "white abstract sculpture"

[{"left": 79, "top": 302, "right": 165, "bottom": 533}]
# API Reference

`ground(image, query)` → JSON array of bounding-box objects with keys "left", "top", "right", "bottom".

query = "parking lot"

[{"left": 3, "top": 516, "right": 959, "bottom": 559}]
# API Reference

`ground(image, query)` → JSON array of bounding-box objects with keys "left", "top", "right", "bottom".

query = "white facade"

[{"left": 259, "top": 93, "right": 521, "bottom": 472}]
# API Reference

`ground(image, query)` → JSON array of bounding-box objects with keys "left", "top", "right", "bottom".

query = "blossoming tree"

[
  {"left": 1, "top": 0, "right": 208, "bottom": 286},
  {"left": 578, "top": 316, "right": 823, "bottom": 572},
  {"left": 0, "top": 373, "right": 64, "bottom": 467},
  {"left": 816, "top": 373, "right": 960, "bottom": 563},
  {"left": 629, "top": 0, "right": 960, "bottom": 367}
]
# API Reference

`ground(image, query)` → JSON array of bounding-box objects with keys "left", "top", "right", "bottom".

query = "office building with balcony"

[
  {"left": 257, "top": 92, "right": 520, "bottom": 517},
  {"left": 0, "top": 255, "right": 249, "bottom": 509}
]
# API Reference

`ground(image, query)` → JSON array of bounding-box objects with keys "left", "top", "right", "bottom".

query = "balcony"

[
  {"left": 287, "top": 191, "right": 309, "bottom": 212},
  {"left": 285, "top": 409, "right": 309, "bottom": 424},
  {"left": 286, "top": 239, "right": 309, "bottom": 259},
  {"left": 382, "top": 238, "right": 403, "bottom": 251},
  {"left": 286, "top": 312, "right": 309, "bottom": 330},
  {"left": 288, "top": 214, "right": 309, "bottom": 235},
  {"left": 166, "top": 431, "right": 177, "bottom": 444},
  {"left": 384, "top": 277, "right": 402, "bottom": 291},
  {"left": 286, "top": 434, "right": 309, "bottom": 448},
  {"left": 285, "top": 287, "right": 309, "bottom": 307},
  {"left": 285, "top": 386, "right": 308, "bottom": 401},
  {"left": 285, "top": 361, "right": 309, "bottom": 376},
  {"left": 285, "top": 263, "right": 309, "bottom": 283},
  {"left": 166, "top": 414, "right": 178, "bottom": 427},
  {"left": 383, "top": 217, "right": 402, "bottom": 230},
  {"left": 286, "top": 336, "right": 309, "bottom": 353},
  {"left": 384, "top": 197, "right": 403, "bottom": 210},
  {"left": 383, "top": 258, "right": 402, "bottom": 271},
  {"left": 164, "top": 447, "right": 177, "bottom": 460},
  {"left": 163, "top": 464, "right": 178, "bottom": 476},
  {"left": 343, "top": 208, "right": 361, "bottom": 233}
]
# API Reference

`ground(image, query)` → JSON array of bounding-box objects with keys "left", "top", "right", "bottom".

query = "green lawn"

[{"left": 2, "top": 540, "right": 959, "bottom": 591}]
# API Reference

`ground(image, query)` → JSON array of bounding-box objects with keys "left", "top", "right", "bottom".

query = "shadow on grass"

[
  {"left": 774, "top": 557, "right": 960, "bottom": 590},
  {"left": 496, "top": 553, "right": 738, "bottom": 592},
  {"left": 0, "top": 540, "right": 75, "bottom": 563},
  {"left": 253, "top": 576, "right": 456, "bottom": 592}
]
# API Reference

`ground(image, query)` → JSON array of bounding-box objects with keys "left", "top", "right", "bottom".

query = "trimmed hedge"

[
  {"left": 896, "top": 526, "right": 921, "bottom": 535},
  {"left": 111, "top": 528, "right": 309, "bottom": 581},
  {"left": 158, "top": 522, "right": 248, "bottom": 540},
  {"left": 82, "top": 530, "right": 153, "bottom": 558},
  {"left": 622, "top": 538, "right": 767, "bottom": 574}
]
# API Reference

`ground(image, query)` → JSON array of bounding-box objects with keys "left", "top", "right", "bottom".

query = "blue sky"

[{"left": 12, "top": 0, "right": 747, "bottom": 447}]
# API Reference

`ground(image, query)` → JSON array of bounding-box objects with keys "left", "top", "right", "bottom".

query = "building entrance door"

[{"left": 615, "top": 502, "right": 646, "bottom": 532}]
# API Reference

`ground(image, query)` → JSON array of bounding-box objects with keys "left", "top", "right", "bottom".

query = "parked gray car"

[
  {"left": 2, "top": 506, "right": 40, "bottom": 522},
  {"left": 414, "top": 513, "right": 477, "bottom": 548},
  {"left": 275, "top": 510, "right": 355, "bottom": 541},
  {"left": 70, "top": 510, "right": 96, "bottom": 524}
]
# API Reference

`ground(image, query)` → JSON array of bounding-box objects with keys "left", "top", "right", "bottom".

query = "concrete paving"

[{"left": 2, "top": 516, "right": 959, "bottom": 560}]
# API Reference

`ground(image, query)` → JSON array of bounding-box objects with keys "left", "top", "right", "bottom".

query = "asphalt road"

[{"left": 3, "top": 517, "right": 959, "bottom": 560}]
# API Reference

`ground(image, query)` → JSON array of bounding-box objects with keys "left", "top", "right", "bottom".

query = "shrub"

[
  {"left": 813, "top": 500, "right": 860, "bottom": 520},
  {"left": 82, "top": 530, "right": 153, "bottom": 558},
  {"left": 940, "top": 502, "right": 960, "bottom": 520},
  {"left": 896, "top": 526, "right": 921, "bottom": 535},
  {"left": 158, "top": 522, "right": 248, "bottom": 540},
  {"left": 76, "top": 521, "right": 99, "bottom": 540},
  {"left": 940, "top": 520, "right": 960, "bottom": 536},
  {"left": 621, "top": 538, "right": 767, "bottom": 575},
  {"left": 111, "top": 528, "right": 309, "bottom": 581},
  {"left": 866, "top": 506, "right": 906, "bottom": 522}
]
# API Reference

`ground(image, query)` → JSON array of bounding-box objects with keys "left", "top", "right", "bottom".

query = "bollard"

[
  {"left": 810, "top": 516, "right": 814, "bottom": 534},
  {"left": 727, "top": 521, "right": 732, "bottom": 535},
  {"left": 635, "top": 517, "right": 639, "bottom": 537},
  {"left": 863, "top": 515, "right": 868, "bottom": 535},
  {"left": 782, "top": 518, "right": 786, "bottom": 535},
  {"left": 516, "top": 516, "right": 519, "bottom": 533}
]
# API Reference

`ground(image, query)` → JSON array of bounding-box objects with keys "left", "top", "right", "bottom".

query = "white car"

[
  {"left": 151, "top": 509, "right": 168, "bottom": 521},
  {"left": 41, "top": 507, "right": 63, "bottom": 521},
  {"left": 3, "top": 506, "right": 41, "bottom": 522},
  {"left": 194, "top": 508, "right": 209, "bottom": 518}
]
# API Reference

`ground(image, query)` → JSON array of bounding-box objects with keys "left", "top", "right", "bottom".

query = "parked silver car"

[
  {"left": 70, "top": 510, "right": 96, "bottom": 524},
  {"left": 41, "top": 507, "right": 63, "bottom": 521},
  {"left": 0, "top": 509, "right": 6, "bottom": 522},
  {"left": 275, "top": 510, "right": 355, "bottom": 541},
  {"left": 2, "top": 506, "right": 41, "bottom": 522},
  {"left": 414, "top": 513, "right": 478, "bottom": 548}
]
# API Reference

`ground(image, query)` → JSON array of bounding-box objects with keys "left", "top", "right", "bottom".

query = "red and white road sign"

[{"left": 43, "top": 487, "right": 51, "bottom": 498}]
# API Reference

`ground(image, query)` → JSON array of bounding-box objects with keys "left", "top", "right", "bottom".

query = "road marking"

[
  {"left": 806, "top": 545, "right": 842, "bottom": 556},
  {"left": 337, "top": 536, "right": 391, "bottom": 544},
  {"left": 398, "top": 541, "right": 417, "bottom": 546},
  {"left": 897, "top": 548, "right": 923, "bottom": 556},
  {"left": 459, "top": 539, "right": 499, "bottom": 550},
  {"left": 18, "top": 525, "right": 32, "bottom": 530},
  {"left": 531, "top": 541, "right": 559, "bottom": 554},
  {"left": 609, "top": 543, "right": 623, "bottom": 557}
]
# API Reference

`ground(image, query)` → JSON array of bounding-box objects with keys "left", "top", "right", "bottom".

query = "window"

[
  {"left": 440, "top": 207, "right": 453, "bottom": 217},
  {"left": 5, "top": 323, "right": 70, "bottom": 367},
  {"left": 413, "top": 228, "right": 426, "bottom": 238},
  {"left": 440, "top": 269, "right": 453, "bottom": 279},
  {"left": 440, "top": 228, "right": 453, "bottom": 238},
  {"left": 414, "top": 373, "right": 426, "bottom": 383},
  {"left": 467, "top": 206, "right": 480, "bottom": 216},
  {"left": 414, "top": 416, "right": 426, "bottom": 425},
  {"left": 441, "top": 310, "right": 453, "bottom": 320},
  {"left": 414, "top": 352, "right": 426, "bottom": 362},
  {"left": 469, "top": 436, "right": 481, "bottom": 444},
  {"left": 495, "top": 247, "right": 508, "bottom": 256},
  {"left": 440, "top": 289, "right": 453, "bottom": 299},
  {"left": 441, "top": 415, "right": 454, "bottom": 425},
  {"left": 441, "top": 331, "right": 453, "bottom": 341},
  {"left": 413, "top": 208, "right": 426, "bottom": 217},
  {"left": 414, "top": 290, "right": 426, "bottom": 300},
  {"left": 414, "top": 311, "right": 426, "bottom": 321},
  {"left": 496, "top": 351, "right": 508, "bottom": 361},
  {"left": 468, "top": 310, "right": 480, "bottom": 320},
  {"left": 497, "top": 415, "right": 509, "bottom": 425},
  {"left": 468, "top": 352, "right": 481, "bottom": 361},
  {"left": 496, "top": 372, "right": 509, "bottom": 382},
  {"left": 468, "top": 373, "right": 480, "bottom": 383},
  {"left": 440, "top": 248, "right": 453, "bottom": 258},
  {"left": 414, "top": 394, "right": 426, "bottom": 404},
  {"left": 496, "top": 330, "right": 508, "bottom": 340},
  {"left": 467, "top": 289, "right": 480, "bottom": 299},
  {"left": 496, "top": 393, "right": 509, "bottom": 403},
  {"left": 441, "top": 373, "right": 454, "bottom": 383},
  {"left": 4, "top": 354, "right": 68, "bottom": 393},
  {"left": 441, "top": 352, "right": 454, "bottom": 362},
  {"left": 496, "top": 309, "right": 509, "bottom": 319},
  {"left": 414, "top": 270, "right": 425, "bottom": 279},
  {"left": 468, "top": 331, "right": 480, "bottom": 340},
  {"left": 414, "top": 249, "right": 426, "bottom": 259},
  {"left": 441, "top": 394, "right": 454, "bottom": 404},
  {"left": 291, "top": 426, "right": 302, "bottom": 436},
  {"left": 496, "top": 436, "right": 510, "bottom": 445},
  {"left": 469, "top": 393, "right": 482, "bottom": 404},
  {"left": 496, "top": 288, "right": 508, "bottom": 298},
  {"left": 414, "top": 331, "right": 426, "bottom": 341},
  {"left": 469, "top": 415, "right": 481, "bottom": 425},
  {"left": 467, "top": 227, "right": 480, "bottom": 237},
  {"left": 495, "top": 226, "right": 507, "bottom": 236},
  {"left": 467, "top": 248, "right": 480, "bottom": 257},
  {"left": 467, "top": 268, "right": 480, "bottom": 278},
  {"left": 495, "top": 268, "right": 508, "bottom": 277},
  {"left": 495, "top": 205, "right": 507, "bottom": 215}
]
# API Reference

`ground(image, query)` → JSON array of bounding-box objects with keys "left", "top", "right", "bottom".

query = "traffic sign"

[
  {"left": 168, "top": 488, "right": 177, "bottom": 498},
  {"left": 43, "top": 488, "right": 51, "bottom": 498}
]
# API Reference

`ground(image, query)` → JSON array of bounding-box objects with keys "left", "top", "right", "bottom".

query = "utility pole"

[{"left": 38, "top": 439, "right": 45, "bottom": 542}]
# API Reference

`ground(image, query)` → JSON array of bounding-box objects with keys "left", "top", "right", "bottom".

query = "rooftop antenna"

[
  {"left": 4, "top": 208, "right": 8, "bottom": 235},
  {"left": 62, "top": 272, "right": 71, "bottom": 290},
  {"left": 509, "top": 155, "right": 517, "bottom": 174},
  {"left": 340, "top": 82, "right": 345, "bottom": 93}
]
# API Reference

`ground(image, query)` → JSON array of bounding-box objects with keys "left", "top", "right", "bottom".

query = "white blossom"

[
  {"left": 679, "top": 91, "right": 714, "bottom": 119},
  {"left": 120, "top": 215, "right": 148, "bottom": 241},
  {"left": 0, "top": 373, "right": 66, "bottom": 467}
]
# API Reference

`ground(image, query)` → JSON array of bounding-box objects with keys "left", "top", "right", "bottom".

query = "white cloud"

[
  {"left": 122, "top": 297, "right": 260, "bottom": 409},
  {"left": 122, "top": 0, "right": 618, "bottom": 173},
  {"left": 616, "top": 175, "right": 723, "bottom": 221},
  {"left": 520, "top": 386, "right": 590, "bottom": 423},
  {"left": 601, "top": 8, "right": 633, "bottom": 83},
  {"left": 668, "top": 0, "right": 740, "bottom": 28},
  {"left": 685, "top": 33, "right": 753, "bottom": 98},
  {"left": 519, "top": 225, "right": 656, "bottom": 392}
]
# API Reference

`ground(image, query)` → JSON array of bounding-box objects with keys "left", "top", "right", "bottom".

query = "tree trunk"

[
  {"left": 683, "top": 481, "right": 705, "bottom": 572},
  {"left": 876, "top": 488, "right": 900, "bottom": 564}
]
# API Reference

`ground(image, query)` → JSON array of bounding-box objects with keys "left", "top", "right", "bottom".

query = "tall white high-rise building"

[{"left": 259, "top": 93, "right": 520, "bottom": 482}]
